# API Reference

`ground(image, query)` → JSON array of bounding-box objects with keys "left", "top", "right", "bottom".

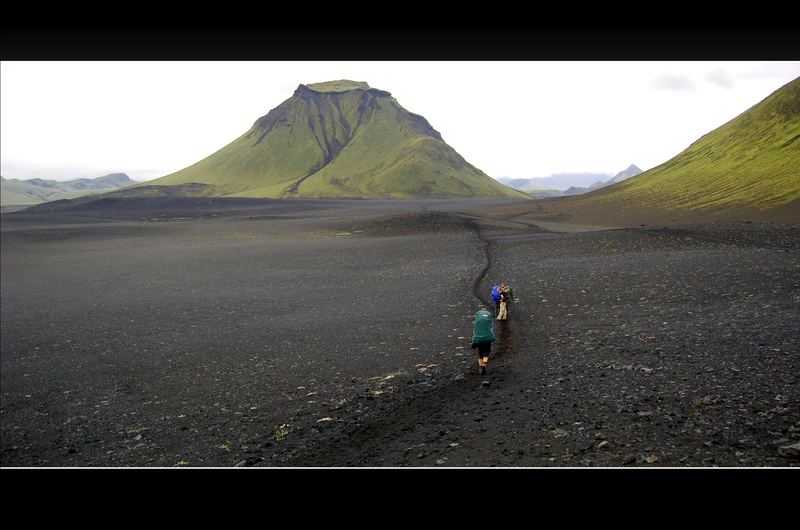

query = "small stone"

[
  {"left": 692, "top": 396, "right": 713, "bottom": 407},
  {"left": 597, "top": 440, "right": 609, "bottom": 449},
  {"left": 778, "top": 442, "right": 800, "bottom": 458},
  {"left": 453, "top": 374, "right": 465, "bottom": 381},
  {"left": 436, "top": 457, "right": 448, "bottom": 465},
  {"left": 551, "top": 428, "right": 569, "bottom": 438},
  {"left": 622, "top": 454, "right": 636, "bottom": 465},
  {"left": 481, "top": 380, "right": 491, "bottom": 388}
]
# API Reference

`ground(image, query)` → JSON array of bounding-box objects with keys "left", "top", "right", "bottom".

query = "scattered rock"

[
  {"left": 692, "top": 396, "right": 714, "bottom": 407},
  {"left": 551, "top": 428, "right": 569, "bottom": 438},
  {"left": 622, "top": 454, "right": 636, "bottom": 465},
  {"left": 597, "top": 441, "right": 609, "bottom": 449},
  {"left": 778, "top": 442, "right": 800, "bottom": 458},
  {"left": 481, "top": 380, "right": 491, "bottom": 388}
]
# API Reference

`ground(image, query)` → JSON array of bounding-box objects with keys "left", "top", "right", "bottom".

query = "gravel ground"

[
  {"left": 280, "top": 220, "right": 800, "bottom": 467},
  {"left": 2, "top": 200, "right": 798, "bottom": 467}
]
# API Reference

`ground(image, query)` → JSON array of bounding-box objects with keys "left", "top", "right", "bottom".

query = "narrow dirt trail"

[{"left": 284, "top": 212, "right": 525, "bottom": 466}]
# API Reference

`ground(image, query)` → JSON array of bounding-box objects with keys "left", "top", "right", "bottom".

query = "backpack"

[{"left": 491, "top": 285, "right": 501, "bottom": 302}]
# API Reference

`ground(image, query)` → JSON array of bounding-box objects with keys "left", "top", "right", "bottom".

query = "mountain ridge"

[
  {"left": 1, "top": 173, "right": 136, "bottom": 206},
  {"left": 499, "top": 164, "right": 643, "bottom": 197}
]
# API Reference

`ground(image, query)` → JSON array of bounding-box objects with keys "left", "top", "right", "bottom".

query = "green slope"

[
  {"left": 571, "top": 77, "right": 800, "bottom": 216},
  {"left": 149, "top": 81, "right": 526, "bottom": 200}
]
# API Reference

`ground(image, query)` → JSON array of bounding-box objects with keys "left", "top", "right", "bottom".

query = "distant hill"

[
  {"left": 608, "top": 164, "right": 642, "bottom": 184},
  {"left": 1, "top": 173, "right": 136, "bottom": 206},
  {"left": 497, "top": 177, "right": 536, "bottom": 189},
  {"left": 146, "top": 80, "right": 527, "bottom": 200},
  {"left": 540, "top": 77, "right": 800, "bottom": 225},
  {"left": 500, "top": 164, "right": 642, "bottom": 197},
  {"left": 524, "top": 172, "right": 612, "bottom": 191},
  {"left": 562, "top": 180, "right": 608, "bottom": 196}
]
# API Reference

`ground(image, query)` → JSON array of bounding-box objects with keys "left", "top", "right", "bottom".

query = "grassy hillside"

[
  {"left": 149, "top": 81, "right": 527, "bottom": 200},
  {"left": 563, "top": 77, "right": 800, "bottom": 220}
]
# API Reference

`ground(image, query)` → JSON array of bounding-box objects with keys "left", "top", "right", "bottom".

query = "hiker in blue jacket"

[
  {"left": 471, "top": 306, "right": 496, "bottom": 375},
  {"left": 491, "top": 284, "right": 502, "bottom": 317}
]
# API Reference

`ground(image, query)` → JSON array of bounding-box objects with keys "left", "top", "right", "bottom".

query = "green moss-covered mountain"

[
  {"left": 148, "top": 80, "right": 527, "bottom": 199},
  {"left": 1, "top": 173, "right": 135, "bottom": 206},
  {"left": 561, "top": 77, "right": 800, "bottom": 221}
]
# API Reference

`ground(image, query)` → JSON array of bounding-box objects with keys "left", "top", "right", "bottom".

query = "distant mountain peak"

[
  {"left": 608, "top": 164, "right": 643, "bottom": 184},
  {"left": 303, "top": 80, "right": 373, "bottom": 93},
  {"left": 146, "top": 81, "right": 525, "bottom": 199},
  {"left": 296, "top": 80, "right": 392, "bottom": 100}
]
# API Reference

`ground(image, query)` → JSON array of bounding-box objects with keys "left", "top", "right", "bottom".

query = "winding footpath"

[{"left": 284, "top": 211, "right": 525, "bottom": 466}]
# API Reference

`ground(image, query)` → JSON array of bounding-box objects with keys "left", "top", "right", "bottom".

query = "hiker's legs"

[
  {"left": 477, "top": 342, "right": 491, "bottom": 374},
  {"left": 497, "top": 301, "right": 507, "bottom": 320},
  {"left": 478, "top": 356, "right": 488, "bottom": 375}
]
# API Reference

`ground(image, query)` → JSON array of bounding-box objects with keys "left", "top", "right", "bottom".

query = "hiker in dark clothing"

[
  {"left": 497, "top": 288, "right": 509, "bottom": 320},
  {"left": 471, "top": 306, "right": 496, "bottom": 375}
]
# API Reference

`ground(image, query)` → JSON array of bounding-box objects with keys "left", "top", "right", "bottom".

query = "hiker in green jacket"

[{"left": 471, "top": 306, "right": 496, "bottom": 375}]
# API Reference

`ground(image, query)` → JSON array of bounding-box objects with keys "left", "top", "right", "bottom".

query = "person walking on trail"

[
  {"left": 497, "top": 283, "right": 515, "bottom": 320},
  {"left": 471, "top": 306, "right": 496, "bottom": 375},
  {"left": 491, "top": 284, "right": 502, "bottom": 317},
  {"left": 497, "top": 288, "right": 509, "bottom": 320},
  {"left": 491, "top": 282, "right": 515, "bottom": 320}
]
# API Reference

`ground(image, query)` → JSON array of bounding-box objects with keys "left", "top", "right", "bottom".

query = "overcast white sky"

[{"left": 2, "top": 61, "right": 799, "bottom": 182}]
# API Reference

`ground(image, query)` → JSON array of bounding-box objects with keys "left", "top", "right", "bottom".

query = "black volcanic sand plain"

[{"left": 1, "top": 198, "right": 798, "bottom": 467}]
